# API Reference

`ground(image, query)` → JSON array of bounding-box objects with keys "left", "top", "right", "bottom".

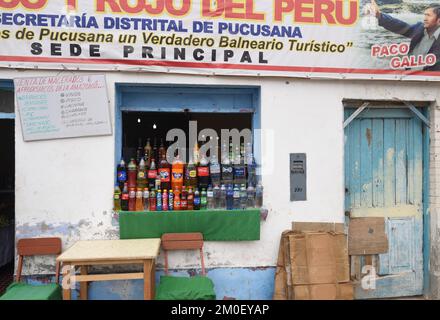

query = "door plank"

[
  {"left": 372, "top": 119, "right": 384, "bottom": 208},
  {"left": 361, "top": 119, "right": 373, "bottom": 208},
  {"left": 383, "top": 119, "right": 396, "bottom": 207},
  {"left": 395, "top": 119, "right": 407, "bottom": 205},
  {"left": 351, "top": 119, "right": 362, "bottom": 208}
]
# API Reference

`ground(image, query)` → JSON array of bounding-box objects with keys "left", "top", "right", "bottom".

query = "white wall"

[{"left": 2, "top": 68, "right": 439, "bottom": 274}]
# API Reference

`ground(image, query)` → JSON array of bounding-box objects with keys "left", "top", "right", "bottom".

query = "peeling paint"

[{"left": 366, "top": 128, "right": 372, "bottom": 147}]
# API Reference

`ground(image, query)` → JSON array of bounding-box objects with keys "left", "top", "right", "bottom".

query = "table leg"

[
  {"left": 80, "top": 266, "right": 88, "bottom": 300},
  {"left": 143, "top": 260, "right": 153, "bottom": 300},
  {"left": 150, "top": 259, "right": 156, "bottom": 299},
  {"left": 62, "top": 263, "right": 72, "bottom": 300}
]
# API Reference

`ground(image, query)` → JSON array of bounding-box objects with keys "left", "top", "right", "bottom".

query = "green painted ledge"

[{"left": 119, "top": 209, "right": 260, "bottom": 241}]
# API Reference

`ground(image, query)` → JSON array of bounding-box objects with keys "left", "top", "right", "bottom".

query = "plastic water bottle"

[
  {"left": 213, "top": 185, "right": 221, "bottom": 209},
  {"left": 156, "top": 189, "right": 162, "bottom": 211},
  {"left": 240, "top": 184, "right": 247, "bottom": 209},
  {"left": 246, "top": 185, "right": 256, "bottom": 208},
  {"left": 220, "top": 184, "right": 227, "bottom": 209},
  {"left": 233, "top": 185, "right": 241, "bottom": 210},
  {"left": 207, "top": 185, "right": 215, "bottom": 209},
  {"left": 255, "top": 183, "right": 263, "bottom": 208},
  {"left": 226, "top": 185, "right": 234, "bottom": 210}
]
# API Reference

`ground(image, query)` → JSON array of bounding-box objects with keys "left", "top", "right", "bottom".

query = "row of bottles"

[
  {"left": 114, "top": 183, "right": 264, "bottom": 212},
  {"left": 116, "top": 138, "right": 258, "bottom": 194}
]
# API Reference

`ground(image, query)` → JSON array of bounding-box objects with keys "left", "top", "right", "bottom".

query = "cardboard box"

[
  {"left": 290, "top": 232, "right": 350, "bottom": 285},
  {"left": 293, "top": 283, "right": 354, "bottom": 300},
  {"left": 292, "top": 222, "right": 345, "bottom": 233}
]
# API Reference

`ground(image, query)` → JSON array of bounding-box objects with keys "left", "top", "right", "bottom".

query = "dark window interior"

[
  {"left": 121, "top": 112, "right": 252, "bottom": 162},
  {"left": 0, "top": 90, "right": 14, "bottom": 114}
]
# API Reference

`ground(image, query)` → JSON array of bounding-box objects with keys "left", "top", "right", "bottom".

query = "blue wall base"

[{"left": 23, "top": 267, "right": 275, "bottom": 300}]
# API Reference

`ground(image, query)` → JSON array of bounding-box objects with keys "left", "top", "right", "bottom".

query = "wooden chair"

[
  {"left": 0, "top": 237, "right": 63, "bottom": 300},
  {"left": 155, "top": 233, "right": 216, "bottom": 300}
]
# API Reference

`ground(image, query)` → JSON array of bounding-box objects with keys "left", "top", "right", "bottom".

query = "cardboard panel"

[
  {"left": 292, "top": 222, "right": 345, "bottom": 233},
  {"left": 348, "top": 217, "right": 389, "bottom": 255}
]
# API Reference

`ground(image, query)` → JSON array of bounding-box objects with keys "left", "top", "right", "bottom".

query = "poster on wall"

[
  {"left": 1, "top": 0, "right": 440, "bottom": 80},
  {"left": 14, "top": 74, "right": 112, "bottom": 141}
]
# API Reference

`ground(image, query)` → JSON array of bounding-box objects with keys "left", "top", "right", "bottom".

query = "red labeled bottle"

[
  {"left": 180, "top": 186, "right": 188, "bottom": 210},
  {"left": 121, "top": 183, "right": 129, "bottom": 211},
  {"left": 197, "top": 156, "right": 210, "bottom": 190},
  {"left": 148, "top": 158, "right": 157, "bottom": 190},
  {"left": 127, "top": 158, "right": 137, "bottom": 189},
  {"left": 149, "top": 189, "right": 157, "bottom": 211},
  {"left": 187, "top": 187, "right": 194, "bottom": 210}
]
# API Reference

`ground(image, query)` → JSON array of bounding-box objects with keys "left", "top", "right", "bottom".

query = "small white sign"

[{"left": 14, "top": 74, "right": 112, "bottom": 142}]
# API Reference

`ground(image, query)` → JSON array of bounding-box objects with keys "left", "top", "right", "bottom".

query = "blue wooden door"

[{"left": 344, "top": 108, "right": 424, "bottom": 299}]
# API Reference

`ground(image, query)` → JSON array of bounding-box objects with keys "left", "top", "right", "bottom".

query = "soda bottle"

[
  {"left": 149, "top": 189, "right": 157, "bottom": 211},
  {"left": 187, "top": 187, "right": 194, "bottom": 210},
  {"left": 137, "top": 158, "right": 147, "bottom": 189},
  {"left": 162, "top": 189, "right": 168, "bottom": 211},
  {"left": 180, "top": 186, "right": 188, "bottom": 210},
  {"left": 221, "top": 157, "right": 234, "bottom": 185},
  {"left": 233, "top": 185, "right": 241, "bottom": 210},
  {"left": 201, "top": 188, "right": 207, "bottom": 210},
  {"left": 226, "top": 185, "right": 234, "bottom": 210},
  {"left": 209, "top": 156, "right": 221, "bottom": 187},
  {"left": 127, "top": 158, "right": 137, "bottom": 189},
  {"left": 155, "top": 177, "right": 161, "bottom": 191},
  {"left": 247, "top": 157, "right": 257, "bottom": 188},
  {"left": 197, "top": 156, "right": 210, "bottom": 190},
  {"left": 116, "top": 159, "right": 127, "bottom": 190},
  {"left": 174, "top": 189, "right": 181, "bottom": 211},
  {"left": 168, "top": 190, "right": 174, "bottom": 211},
  {"left": 171, "top": 154, "right": 184, "bottom": 191},
  {"left": 121, "top": 183, "right": 129, "bottom": 211},
  {"left": 185, "top": 160, "right": 198, "bottom": 189},
  {"left": 158, "top": 153, "right": 171, "bottom": 191},
  {"left": 114, "top": 185, "right": 121, "bottom": 211},
  {"left": 144, "top": 138, "right": 152, "bottom": 167},
  {"left": 143, "top": 188, "right": 150, "bottom": 211},
  {"left": 233, "top": 154, "right": 246, "bottom": 186},
  {"left": 219, "top": 184, "right": 227, "bottom": 210},
  {"left": 194, "top": 189, "right": 201, "bottom": 210},
  {"left": 207, "top": 185, "right": 215, "bottom": 209},
  {"left": 158, "top": 139, "right": 166, "bottom": 161},
  {"left": 213, "top": 185, "right": 221, "bottom": 209},
  {"left": 246, "top": 185, "right": 256, "bottom": 208},
  {"left": 256, "top": 183, "right": 263, "bottom": 208},
  {"left": 128, "top": 187, "right": 136, "bottom": 211},
  {"left": 156, "top": 189, "right": 162, "bottom": 211},
  {"left": 153, "top": 137, "right": 158, "bottom": 163},
  {"left": 148, "top": 158, "right": 157, "bottom": 189},
  {"left": 136, "top": 138, "right": 144, "bottom": 164},
  {"left": 240, "top": 184, "right": 247, "bottom": 210},
  {"left": 136, "top": 188, "right": 144, "bottom": 211}
]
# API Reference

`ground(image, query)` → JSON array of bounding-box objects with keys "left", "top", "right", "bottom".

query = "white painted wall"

[{"left": 2, "top": 69, "right": 440, "bottom": 274}]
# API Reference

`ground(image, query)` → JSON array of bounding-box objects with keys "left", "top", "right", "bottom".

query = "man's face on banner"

[{"left": 423, "top": 8, "right": 440, "bottom": 30}]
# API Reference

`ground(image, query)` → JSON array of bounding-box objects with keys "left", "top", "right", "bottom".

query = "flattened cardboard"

[
  {"left": 290, "top": 232, "right": 349, "bottom": 285},
  {"left": 273, "top": 230, "right": 295, "bottom": 300},
  {"left": 292, "top": 222, "right": 345, "bottom": 233},
  {"left": 348, "top": 217, "right": 389, "bottom": 255}
]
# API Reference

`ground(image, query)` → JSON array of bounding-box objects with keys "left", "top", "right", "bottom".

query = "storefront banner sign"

[
  {"left": 1, "top": 0, "right": 440, "bottom": 80},
  {"left": 14, "top": 74, "right": 112, "bottom": 141}
]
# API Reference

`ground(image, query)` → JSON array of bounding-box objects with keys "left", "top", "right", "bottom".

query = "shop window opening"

[
  {"left": 114, "top": 99, "right": 263, "bottom": 213},
  {"left": 0, "top": 86, "right": 15, "bottom": 295}
]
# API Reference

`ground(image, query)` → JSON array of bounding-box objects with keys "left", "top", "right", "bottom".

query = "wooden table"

[{"left": 57, "top": 239, "right": 161, "bottom": 300}]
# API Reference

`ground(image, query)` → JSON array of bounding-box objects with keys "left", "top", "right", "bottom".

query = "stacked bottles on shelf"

[{"left": 114, "top": 138, "right": 263, "bottom": 212}]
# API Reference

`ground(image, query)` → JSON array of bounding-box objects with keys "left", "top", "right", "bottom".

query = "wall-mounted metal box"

[{"left": 290, "top": 153, "right": 307, "bottom": 201}]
